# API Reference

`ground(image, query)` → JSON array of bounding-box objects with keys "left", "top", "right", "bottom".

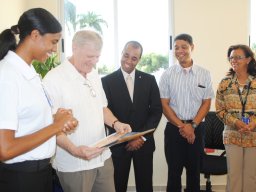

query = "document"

[{"left": 92, "top": 128, "right": 156, "bottom": 148}]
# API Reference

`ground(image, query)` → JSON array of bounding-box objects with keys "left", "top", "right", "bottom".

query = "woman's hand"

[
  {"left": 235, "top": 119, "right": 250, "bottom": 133},
  {"left": 246, "top": 121, "right": 256, "bottom": 132},
  {"left": 54, "top": 108, "right": 78, "bottom": 134}
]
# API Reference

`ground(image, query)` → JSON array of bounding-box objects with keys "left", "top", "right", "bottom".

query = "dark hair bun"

[{"left": 10, "top": 25, "right": 20, "bottom": 34}]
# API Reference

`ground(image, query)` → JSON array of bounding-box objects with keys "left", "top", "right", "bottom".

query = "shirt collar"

[
  {"left": 175, "top": 62, "right": 199, "bottom": 75},
  {"left": 232, "top": 73, "right": 254, "bottom": 84},
  {"left": 63, "top": 58, "right": 96, "bottom": 82},
  {"left": 121, "top": 67, "right": 135, "bottom": 80},
  {"left": 6, "top": 51, "right": 39, "bottom": 80}
]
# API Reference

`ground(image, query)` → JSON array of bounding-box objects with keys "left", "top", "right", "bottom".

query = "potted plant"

[{"left": 32, "top": 53, "right": 60, "bottom": 78}]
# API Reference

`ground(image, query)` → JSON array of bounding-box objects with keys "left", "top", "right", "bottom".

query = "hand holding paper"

[
  {"left": 93, "top": 128, "right": 156, "bottom": 148},
  {"left": 72, "top": 145, "right": 105, "bottom": 160},
  {"left": 113, "top": 121, "right": 132, "bottom": 134}
]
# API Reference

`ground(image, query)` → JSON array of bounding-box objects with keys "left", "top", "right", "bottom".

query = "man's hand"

[
  {"left": 113, "top": 121, "right": 132, "bottom": 134},
  {"left": 125, "top": 137, "right": 145, "bottom": 151},
  {"left": 186, "top": 133, "right": 196, "bottom": 144},
  {"left": 179, "top": 124, "right": 195, "bottom": 144},
  {"left": 71, "top": 145, "right": 105, "bottom": 160}
]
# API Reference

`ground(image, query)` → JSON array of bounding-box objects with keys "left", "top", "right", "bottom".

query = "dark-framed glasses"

[
  {"left": 84, "top": 79, "right": 96, "bottom": 97},
  {"left": 228, "top": 55, "right": 247, "bottom": 62}
]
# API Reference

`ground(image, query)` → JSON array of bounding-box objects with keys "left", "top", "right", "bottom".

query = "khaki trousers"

[
  {"left": 57, "top": 158, "right": 115, "bottom": 192},
  {"left": 225, "top": 144, "right": 256, "bottom": 192}
]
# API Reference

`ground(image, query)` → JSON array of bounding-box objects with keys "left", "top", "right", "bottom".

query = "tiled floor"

[
  {"left": 127, "top": 186, "right": 166, "bottom": 192},
  {"left": 128, "top": 190, "right": 225, "bottom": 192},
  {"left": 127, "top": 186, "right": 225, "bottom": 192}
]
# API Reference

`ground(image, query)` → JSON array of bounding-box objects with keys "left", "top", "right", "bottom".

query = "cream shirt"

[
  {"left": 121, "top": 68, "right": 135, "bottom": 85},
  {"left": 0, "top": 51, "right": 55, "bottom": 164},
  {"left": 43, "top": 59, "right": 111, "bottom": 172}
]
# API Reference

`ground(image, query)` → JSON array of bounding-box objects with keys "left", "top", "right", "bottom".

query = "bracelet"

[{"left": 112, "top": 120, "right": 119, "bottom": 128}]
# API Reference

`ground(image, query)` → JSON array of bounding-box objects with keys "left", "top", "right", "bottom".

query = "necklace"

[{"left": 237, "top": 79, "right": 247, "bottom": 86}]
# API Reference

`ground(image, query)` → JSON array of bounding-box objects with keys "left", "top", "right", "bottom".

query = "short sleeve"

[
  {"left": 0, "top": 82, "right": 18, "bottom": 130},
  {"left": 159, "top": 70, "right": 170, "bottom": 99},
  {"left": 203, "top": 71, "right": 215, "bottom": 100}
]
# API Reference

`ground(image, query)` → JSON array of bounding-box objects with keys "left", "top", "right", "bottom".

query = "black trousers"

[
  {"left": 164, "top": 122, "right": 204, "bottom": 192},
  {"left": 0, "top": 159, "right": 52, "bottom": 192},
  {"left": 112, "top": 148, "right": 154, "bottom": 192}
]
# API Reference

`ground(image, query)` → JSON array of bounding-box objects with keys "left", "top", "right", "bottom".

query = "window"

[
  {"left": 250, "top": 0, "right": 256, "bottom": 52},
  {"left": 62, "top": 0, "right": 171, "bottom": 80}
]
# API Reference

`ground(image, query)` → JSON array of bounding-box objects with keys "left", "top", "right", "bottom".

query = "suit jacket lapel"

[{"left": 133, "top": 70, "right": 142, "bottom": 105}]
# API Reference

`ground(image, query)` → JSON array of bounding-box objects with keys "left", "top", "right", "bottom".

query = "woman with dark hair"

[
  {"left": 216, "top": 44, "right": 256, "bottom": 192},
  {"left": 0, "top": 8, "right": 77, "bottom": 192}
]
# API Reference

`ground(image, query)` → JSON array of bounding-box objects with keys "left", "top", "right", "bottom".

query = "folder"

[{"left": 92, "top": 128, "right": 156, "bottom": 148}]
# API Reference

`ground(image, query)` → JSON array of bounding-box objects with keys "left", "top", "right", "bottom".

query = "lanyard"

[
  {"left": 237, "top": 81, "right": 251, "bottom": 117},
  {"left": 41, "top": 83, "right": 53, "bottom": 108}
]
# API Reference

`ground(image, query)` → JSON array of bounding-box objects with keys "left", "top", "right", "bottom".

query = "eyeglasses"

[
  {"left": 84, "top": 79, "right": 96, "bottom": 97},
  {"left": 228, "top": 55, "right": 247, "bottom": 62}
]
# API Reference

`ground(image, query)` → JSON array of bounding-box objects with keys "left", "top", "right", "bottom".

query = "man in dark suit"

[{"left": 102, "top": 41, "right": 162, "bottom": 192}]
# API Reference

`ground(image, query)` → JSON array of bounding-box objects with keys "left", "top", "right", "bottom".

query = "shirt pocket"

[{"left": 192, "top": 86, "right": 205, "bottom": 101}]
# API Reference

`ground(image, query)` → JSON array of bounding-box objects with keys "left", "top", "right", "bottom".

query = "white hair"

[{"left": 72, "top": 30, "right": 103, "bottom": 50}]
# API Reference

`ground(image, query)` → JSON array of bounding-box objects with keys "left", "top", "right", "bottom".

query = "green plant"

[
  {"left": 32, "top": 53, "right": 60, "bottom": 78},
  {"left": 64, "top": 0, "right": 108, "bottom": 34},
  {"left": 137, "top": 53, "right": 169, "bottom": 73},
  {"left": 98, "top": 64, "right": 115, "bottom": 75}
]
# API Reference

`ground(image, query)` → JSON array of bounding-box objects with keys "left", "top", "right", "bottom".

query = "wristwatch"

[{"left": 191, "top": 122, "right": 198, "bottom": 129}]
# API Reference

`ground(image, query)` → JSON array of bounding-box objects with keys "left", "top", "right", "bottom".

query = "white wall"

[
  {"left": 173, "top": 0, "right": 250, "bottom": 109},
  {"left": 0, "top": 0, "right": 60, "bottom": 32},
  {"left": 0, "top": 0, "right": 25, "bottom": 32},
  {"left": 24, "top": 0, "right": 60, "bottom": 18}
]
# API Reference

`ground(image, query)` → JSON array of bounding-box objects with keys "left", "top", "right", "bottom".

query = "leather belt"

[
  {"left": 0, "top": 158, "right": 51, "bottom": 172},
  {"left": 181, "top": 120, "right": 193, "bottom": 124}
]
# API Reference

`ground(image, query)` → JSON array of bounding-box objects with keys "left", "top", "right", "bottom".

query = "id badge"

[{"left": 242, "top": 116, "right": 250, "bottom": 125}]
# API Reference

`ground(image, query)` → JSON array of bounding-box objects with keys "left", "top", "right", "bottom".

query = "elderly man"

[{"left": 43, "top": 30, "right": 131, "bottom": 192}]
